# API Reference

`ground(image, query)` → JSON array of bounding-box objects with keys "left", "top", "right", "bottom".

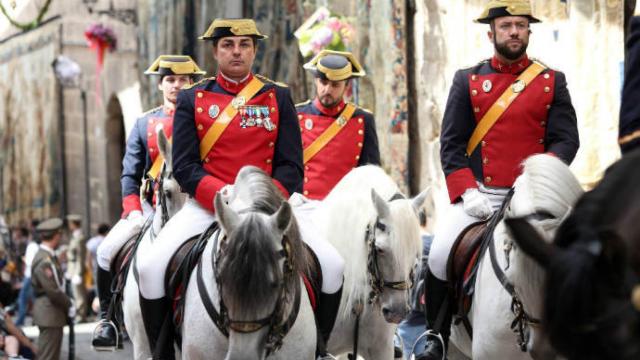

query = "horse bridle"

[
  {"left": 196, "top": 216, "right": 301, "bottom": 355},
  {"left": 365, "top": 192, "right": 414, "bottom": 305}
]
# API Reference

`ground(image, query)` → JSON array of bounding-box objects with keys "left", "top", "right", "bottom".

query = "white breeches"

[
  {"left": 97, "top": 216, "right": 146, "bottom": 271},
  {"left": 290, "top": 193, "right": 345, "bottom": 294},
  {"left": 137, "top": 198, "right": 215, "bottom": 299},
  {"left": 427, "top": 186, "right": 508, "bottom": 281}
]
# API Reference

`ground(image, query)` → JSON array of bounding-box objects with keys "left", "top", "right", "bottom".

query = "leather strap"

[
  {"left": 147, "top": 136, "right": 171, "bottom": 180},
  {"left": 303, "top": 103, "right": 357, "bottom": 164},
  {"left": 199, "top": 77, "right": 265, "bottom": 159},
  {"left": 466, "top": 61, "right": 546, "bottom": 156}
]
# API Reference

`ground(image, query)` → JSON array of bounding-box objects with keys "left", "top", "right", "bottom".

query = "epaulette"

[
  {"left": 255, "top": 74, "right": 289, "bottom": 88},
  {"left": 530, "top": 58, "right": 550, "bottom": 70},
  {"left": 295, "top": 99, "right": 311, "bottom": 107},
  {"left": 183, "top": 76, "right": 215, "bottom": 90},
  {"left": 359, "top": 106, "right": 373, "bottom": 114},
  {"left": 139, "top": 105, "right": 163, "bottom": 118}
]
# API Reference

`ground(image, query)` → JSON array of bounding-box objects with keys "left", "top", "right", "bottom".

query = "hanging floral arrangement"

[
  {"left": 294, "top": 7, "right": 355, "bottom": 58},
  {"left": 84, "top": 23, "right": 117, "bottom": 105}
]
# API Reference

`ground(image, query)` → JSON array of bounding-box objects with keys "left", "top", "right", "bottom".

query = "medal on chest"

[{"left": 239, "top": 105, "right": 275, "bottom": 132}]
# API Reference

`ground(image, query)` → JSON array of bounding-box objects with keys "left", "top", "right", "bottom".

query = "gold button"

[
  {"left": 148, "top": 132, "right": 152, "bottom": 137},
  {"left": 539, "top": 139, "right": 544, "bottom": 144},
  {"left": 355, "top": 155, "right": 360, "bottom": 160},
  {"left": 197, "top": 124, "right": 203, "bottom": 130},
  {"left": 544, "top": 86, "right": 550, "bottom": 93},
  {"left": 268, "top": 141, "right": 274, "bottom": 147},
  {"left": 298, "top": 114, "right": 303, "bottom": 120},
  {"left": 544, "top": 73, "right": 550, "bottom": 79},
  {"left": 483, "top": 157, "right": 488, "bottom": 164},
  {"left": 304, "top": 165, "right": 309, "bottom": 171},
  {"left": 540, "top": 121, "right": 546, "bottom": 126},
  {"left": 358, "top": 118, "right": 363, "bottom": 124},
  {"left": 472, "top": 89, "right": 478, "bottom": 96},
  {"left": 197, "top": 92, "right": 203, "bottom": 98},
  {"left": 149, "top": 148, "right": 154, "bottom": 152},
  {"left": 266, "top": 158, "right": 272, "bottom": 164},
  {"left": 358, "top": 142, "right": 363, "bottom": 147},
  {"left": 474, "top": 107, "right": 480, "bottom": 113},
  {"left": 197, "top": 107, "right": 203, "bottom": 113},
  {"left": 546, "top": 104, "right": 551, "bottom": 110},
  {"left": 481, "top": 140, "right": 487, "bottom": 147},
  {"left": 271, "top": 107, "right": 276, "bottom": 113},
  {"left": 303, "top": 190, "right": 309, "bottom": 196},
  {"left": 269, "top": 93, "right": 274, "bottom": 98},
  {"left": 471, "top": 75, "right": 478, "bottom": 81},
  {"left": 358, "top": 129, "right": 364, "bottom": 135},
  {"left": 204, "top": 157, "right": 210, "bottom": 163},
  {"left": 485, "top": 176, "right": 492, "bottom": 183},
  {"left": 304, "top": 177, "right": 309, "bottom": 183}
]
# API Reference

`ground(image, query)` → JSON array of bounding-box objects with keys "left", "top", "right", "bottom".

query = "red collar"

[
  {"left": 491, "top": 55, "right": 530, "bottom": 75},
  {"left": 162, "top": 105, "right": 175, "bottom": 117},
  {"left": 313, "top": 98, "right": 346, "bottom": 117},
  {"left": 217, "top": 72, "right": 254, "bottom": 94}
]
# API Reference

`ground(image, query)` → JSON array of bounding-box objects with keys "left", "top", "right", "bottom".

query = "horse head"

[
  {"left": 368, "top": 187, "right": 427, "bottom": 324},
  {"left": 507, "top": 151, "right": 640, "bottom": 360},
  {"left": 156, "top": 127, "right": 186, "bottom": 220},
  {"left": 214, "top": 166, "right": 309, "bottom": 360}
]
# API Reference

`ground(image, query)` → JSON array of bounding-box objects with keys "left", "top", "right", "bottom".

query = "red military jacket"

[
  {"left": 296, "top": 99, "right": 380, "bottom": 200},
  {"left": 121, "top": 106, "right": 174, "bottom": 216},
  {"left": 171, "top": 73, "right": 303, "bottom": 212},
  {"left": 440, "top": 55, "right": 579, "bottom": 203}
]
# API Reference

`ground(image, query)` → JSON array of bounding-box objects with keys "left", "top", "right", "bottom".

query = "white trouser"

[
  {"left": 290, "top": 193, "right": 345, "bottom": 294},
  {"left": 138, "top": 198, "right": 215, "bottom": 299},
  {"left": 97, "top": 216, "right": 146, "bottom": 271},
  {"left": 427, "top": 186, "right": 508, "bottom": 281}
]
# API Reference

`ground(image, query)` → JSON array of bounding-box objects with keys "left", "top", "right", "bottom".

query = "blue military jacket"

[{"left": 620, "top": 16, "right": 640, "bottom": 153}]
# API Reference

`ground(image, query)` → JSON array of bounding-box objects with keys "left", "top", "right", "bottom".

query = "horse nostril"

[{"left": 382, "top": 307, "right": 391, "bottom": 317}]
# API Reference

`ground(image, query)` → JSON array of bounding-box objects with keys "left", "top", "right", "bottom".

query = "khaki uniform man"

[
  {"left": 65, "top": 214, "right": 87, "bottom": 321},
  {"left": 31, "top": 218, "right": 73, "bottom": 360}
]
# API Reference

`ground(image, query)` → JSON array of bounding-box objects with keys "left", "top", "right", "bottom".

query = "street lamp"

[{"left": 52, "top": 55, "right": 92, "bottom": 238}]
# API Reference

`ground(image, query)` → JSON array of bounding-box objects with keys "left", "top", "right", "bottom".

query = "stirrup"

[
  {"left": 410, "top": 330, "right": 446, "bottom": 360},
  {"left": 91, "top": 319, "right": 120, "bottom": 351}
]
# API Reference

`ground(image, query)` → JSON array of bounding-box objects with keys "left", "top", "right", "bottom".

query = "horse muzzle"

[{"left": 382, "top": 304, "right": 409, "bottom": 324}]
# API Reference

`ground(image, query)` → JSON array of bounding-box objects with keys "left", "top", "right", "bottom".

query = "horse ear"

[
  {"left": 505, "top": 217, "right": 557, "bottom": 268},
  {"left": 271, "top": 201, "right": 293, "bottom": 234},
  {"left": 371, "top": 189, "right": 390, "bottom": 219},
  {"left": 157, "top": 127, "right": 172, "bottom": 171},
  {"left": 215, "top": 193, "right": 240, "bottom": 233},
  {"left": 411, "top": 187, "right": 430, "bottom": 215}
]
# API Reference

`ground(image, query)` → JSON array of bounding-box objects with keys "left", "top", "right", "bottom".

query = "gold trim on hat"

[
  {"left": 303, "top": 49, "right": 366, "bottom": 80},
  {"left": 199, "top": 18, "right": 268, "bottom": 40},
  {"left": 475, "top": 0, "right": 540, "bottom": 23},
  {"left": 144, "top": 55, "right": 206, "bottom": 75}
]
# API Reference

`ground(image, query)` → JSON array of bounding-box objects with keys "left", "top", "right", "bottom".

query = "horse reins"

[
  {"left": 488, "top": 189, "right": 542, "bottom": 352},
  {"left": 196, "top": 216, "right": 302, "bottom": 356}
]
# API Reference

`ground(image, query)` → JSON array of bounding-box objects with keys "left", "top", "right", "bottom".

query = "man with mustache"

[
  {"left": 92, "top": 55, "right": 205, "bottom": 350},
  {"left": 136, "top": 19, "right": 304, "bottom": 358},
  {"left": 419, "top": 1, "right": 579, "bottom": 359},
  {"left": 294, "top": 50, "right": 380, "bottom": 358}
]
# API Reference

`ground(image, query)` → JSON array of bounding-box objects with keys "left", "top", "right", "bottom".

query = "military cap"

[
  {"left": 144, "top": 55, "right": 206, "bottom": 76},
  {"left": 36, "top": 218, "right": 64, "bottom": 237},
  {"left": 66, "top": 214, "right": 82, "bottom": 222},
  {"left": 476, "top": 0, "right": 541, "bottom": 24},
  {"left": 199, "top": 19, "right": 268, "bottom": 41},
  {"left": 303, "top": 50, "right": 365, "bottom": 81}
]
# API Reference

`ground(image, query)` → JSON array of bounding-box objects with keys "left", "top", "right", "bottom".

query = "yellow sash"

[
  {"left": 146, "top": 136, "right": 171, "bottom": 180},
  {"left": 466, "top": 61, "right": 546, "bottom": 156},
  {"left": 199, "top": 77, "right": 265, "bottom": 159},
  {"left": 303, "top": 103, "right": 357, "bottom": 164}
]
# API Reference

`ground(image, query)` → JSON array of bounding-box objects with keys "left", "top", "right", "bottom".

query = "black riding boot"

[
  {"left": 315, "top": 287, "right": 343, "bottom": 359},
  {"left": 417, "top": 270, "right": 452, "bottom": 360},
  {"left": 140, "top": 296, "right": 175, "bottom": 360},
  {"left": 92, "top": 268, "right": 122, "bottom": 350}
]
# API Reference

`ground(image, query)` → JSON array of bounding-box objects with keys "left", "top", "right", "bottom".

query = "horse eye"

[{"left": 165, "top": 192, "right": 172, "bottom": 199}]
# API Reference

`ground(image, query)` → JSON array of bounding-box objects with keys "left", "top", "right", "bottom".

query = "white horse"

[
  {"left": 122, "top": 128, "right": 187, "bottom": 360},
  {"left": 314, "top": 165, "right": 426, "bottom": 359},
  {"left": 181, "top": 166, "right": 316, "bottom": 360},
  {"left": 448, "top": 154, "right": 583, "bottom": 360}
]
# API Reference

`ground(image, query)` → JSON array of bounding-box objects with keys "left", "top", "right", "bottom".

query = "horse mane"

[
  {"left": 218, "top": 166, "right": 312, "bottom": 314},
  {"left": 320, "top": 165, "right": 420, "bottom": 317},
  {"left": 541, "top": 150, "right": 640, "bottom": 359}
]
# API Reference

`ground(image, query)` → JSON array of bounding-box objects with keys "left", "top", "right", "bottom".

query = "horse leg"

[{"left": 123, "top": 235, "right": 152, "bottom": 360}]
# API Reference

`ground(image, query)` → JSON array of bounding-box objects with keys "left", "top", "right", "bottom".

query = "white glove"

[
  {"left": 71, "top": 275, "right": 82, "bottom": 285},
  {"left": 68, "top": 301, "right": 76, "bottom": 319},
  {"left": 461, "top": 188, "right": 493, "bottom": 219},
  {"left": 127, "top": 210, "right": 144, "bottom": 227},
  {"left": 219, "top": 184, "right": 234, "bottom": 204}
]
